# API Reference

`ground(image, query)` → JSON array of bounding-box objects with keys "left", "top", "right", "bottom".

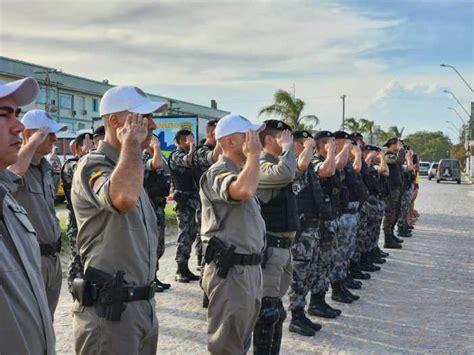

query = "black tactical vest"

[
  {"left": 260, "top": 184, "right": 299, "bottom": 233},
  {"left": 294, "top": 165, "right": 324, "bottom": 219},
  {"left": 342, "top": 162, "right": 368, "bottom": 202},
  {"left": 143, "top": 155, "right": 171, "bottom": 207},
  {"left": 191, "top": 144, "right": 214, "bottom": 188},
  {"left": 168, "top": 150, "right": 197, "bottom": 193},
  {"left": 364, "top": 164, "right": 381, "bottom": 196}
]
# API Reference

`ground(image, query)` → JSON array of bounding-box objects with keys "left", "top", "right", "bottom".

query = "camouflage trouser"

[
  {"left": 331, "top": 204, "right": 359, "bottom": 282},
  {"left": 154, "top": 206, "right": 166, "bottom": 271},
  {"left": 367, "top": 198, "right": 384, "bottom": 252},
  {"left": 397, "top": 186, "right": 413, "bottom": 233},
  {"left": 195, "top": 202, "right": 203, "bottom": 264},
  {"left": 288, "top": 226, "right": 320, "bottom": 311},
  {"left": 383, "top": 187, "right": 401, "bottom": 237},
  {"left": 67, "top": 210, "right": 83, "bottom": 289},
  {"left": 311, "top": 219, "right": 337, "bottom": 294},
  {"left": 175, "top": 199, "right": 199, "bottom": 264},
  {"left": 353, "top": 200, "right": 378, "bottom": 262}
]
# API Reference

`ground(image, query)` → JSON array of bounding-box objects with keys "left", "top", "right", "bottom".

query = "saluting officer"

[
  {"left": 200, "top": 114, "right": 265, "bottom": 354},
  {"left": 71, "top": 85, "right": 168, "bottom": 353},
  {"left": 0, "top": 77, "right": 55, "bottom": 354},
  {"left": 287, "top": 130, "right": 323, "bottom": 337},
  {"left": 382, "top": 138, "right": 406, "bottom": 249},
  {"left": 61, "top": 130, "right": 94, "bottom": 292},
  {"left": 9, "top": 109, "right": 67, "bottom": 317},
  {"left": 253, "top": 119, "right": 297, "bottom": 355},
  {"left": 308, "top": 131, "right": 342, "bottom": 319},
  {"left": 168, "top": 129, "right": 201, "bottom": 283},
  {"left": 143, "top": 135, "right": 172, "bottom": 292}
]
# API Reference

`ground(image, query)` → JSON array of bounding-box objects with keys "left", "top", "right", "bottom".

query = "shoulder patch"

[{"left": 87, "top": 168, "right": 110, "bottom": 192}]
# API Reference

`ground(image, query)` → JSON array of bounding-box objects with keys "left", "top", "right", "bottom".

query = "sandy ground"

[{"left": 53, "top": 178, "right": 474, "bottom": 354}]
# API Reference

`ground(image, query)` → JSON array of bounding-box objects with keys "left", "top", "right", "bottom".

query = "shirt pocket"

[
  {"left": 8, "top": 204, "right": 37, "bottom": 235},
  {"left": 26, "top": 178, "right": 43, "bottom": 195}
]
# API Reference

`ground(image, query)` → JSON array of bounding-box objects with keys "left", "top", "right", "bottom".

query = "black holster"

[{"left": 204, "top": 237, "right": 236, "bottom": 279}]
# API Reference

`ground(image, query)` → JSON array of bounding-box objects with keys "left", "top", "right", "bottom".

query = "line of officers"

[{"left": 0, "top": 77, "right": 417, "bottom": 355}]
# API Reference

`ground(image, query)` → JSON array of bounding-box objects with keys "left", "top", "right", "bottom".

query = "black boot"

[
  {"left": 360, "top": 253, "right": 381, "bottom": 272},
  {"left": 369, "top": 249, "right": 386, "bottom": 264},
  {"left": 331, "top": 281, "right": 353, "bottom": 304},
  {"left": 183, "top": 262, "right": 200, "bottom": 281},
  {"left": 289, "top": 309, "right": 316, "bottom": 337},
  {"left": 376, "top": 246, "right": 389, "bottom": 258},
  {"left": 253, "top": 297, "right": 279, "bottom": 355},
  {"left": 349, "top": 261, "right": 371, "bottom": 280},
  {"left": 384, "top": 236, "right": 402, "bottom": 249},
  {"left": 202, "top": 292, "right": 209, "bottom": 308},
  {"left": 154, "top": 278, "right": 171, "bottom": 290},
  {"left": 342, "top": 283, "right": 360, "bottom": 301},
  {"left": 398, "top": 229, "right": 412, "bottom": 238},
  {"left": 344, "top": 274, "right": 362, "bottom": 289},
  {"left": 307, "top": 292, "right": 339, "bottom": 318},
  {"left": 175, "top": 263, "right": 190, "bottom": 283},
  {"left": 393, "top": 236, "right": 404, "bottom": 244},
  {"left": 270, "top": 300, "right": 286, "bottom": 355}
]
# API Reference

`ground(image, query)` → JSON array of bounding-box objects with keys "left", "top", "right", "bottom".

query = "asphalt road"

[{"left": 54, "top": 177, "right": 474, "bottom": 354}]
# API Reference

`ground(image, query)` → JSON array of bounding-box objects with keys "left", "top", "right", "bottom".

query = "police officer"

[
  {"left": 382, "top": 138, "right": 406, "bottom": 249},
  {"left": 397, "top": 144, "right": 415, "bottom": 238},
  {"left": 191, "top": 119, "right": 221, "bottom": 269},
  {"left": 362, "top": 145, "right": 390, "bottom": 264},
  {"left": 8, "top": 109, "right": 67, "bottom": 317},
  {"left": 348, "top": 133, "right": 380, "bottom": 277},
  {"left": 307, "top": 131, "right": 341, "bottom": 319},
  {"left": 92, "top": 125, "right": 105, "bottom": 147},
  {"left": 253, "top": 119, "right": 296, "bottom": 354},
  {"left": 287, "top": 130, "right": 323, "bottom": 337},
  {"left": 71, "top": 85, "right": 168, "bottom": 353},
  {"left": 61, "top": 130, "right": 94, "bottom": 293},
  {"left": 200, "top": 114, "right": 265, "bottom": 354},
  {"left": 169, "top": 129, "right": 200, "bottom": 282},
  {"left": 143, "top": 135, "right": 171, "bottom": 291},
  {"left": 0, "top": 77, "right": 56, "bottom": 354},
  {"left": 330, "top": 131, "right": 362, "bottom": 304}
]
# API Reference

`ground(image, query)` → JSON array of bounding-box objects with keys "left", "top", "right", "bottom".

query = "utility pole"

[{"left": 340, "top": 94, "right": 346, "bottom": 130}]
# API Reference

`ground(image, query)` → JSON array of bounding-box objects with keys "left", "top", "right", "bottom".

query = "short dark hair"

[{"left": 259, "top": 128, "right": 280, "bottom": 147}]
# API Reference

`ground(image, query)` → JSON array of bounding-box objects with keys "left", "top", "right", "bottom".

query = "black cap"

[
  {"left": 207, "top": 119, "right": 218, "bottom": 127},
  {"left": 93, "top": 125, "right": 105, "bottom": 138},
  {"left": 350, "top": 132, "right": 363, "bottom": 140},
  {"left": 263, "top": 119, "right": 292, "bottom": 131},
  {"left": 364, "top": 145, "right": 381, "bottom": 152},
  {"left": 333, "top": 131, "right": 350, "bottom": 140},
  {"left": 175, "top": 129, "right": 193, "bottom": 141},
  {"left": 292, "top": 130, "right": 313, "bottom": 139},
  {"left": 383, "top": 137, "right": 398, "bottom": 147},
  {"left": 314, "top": 130, "right": 334, "bottom": 140}
]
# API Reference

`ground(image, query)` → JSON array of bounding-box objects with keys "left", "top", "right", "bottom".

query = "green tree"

[
  {"left": 258, "top": 89, "right": 319, "bottom": 130},
  {"left": 359, "top": 118, "right": 375, "bottom": 144},
  {"left": 343, "top": 117, "right": 362, "bottom": 132},
  {"left": 403, "top": 131, "right": 452, "bottom": 162}
]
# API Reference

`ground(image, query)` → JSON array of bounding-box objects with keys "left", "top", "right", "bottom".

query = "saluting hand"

[
  {"left": 277, "top": 129, "right": 293, "bottom": 147},
  {"left": 351, "top": 144, "right": 362, "bottom": 156},
  {"left": 326, "top": 139, "right": 336, "bottom": 153},
  {"left": 243, "top": 130, "right": 261, "bottom": 158},
  {"left": 303, "top": 138, "right": 315, "bottom": 151},
  {"left": 117, "top": 113, "right": 148, "bottom": 145},
  {"left": 82, "top": 134, "right": 94, "bottom": 154},
  {"left": 29, "top": 127, "right": 49, "bottom": 147}
]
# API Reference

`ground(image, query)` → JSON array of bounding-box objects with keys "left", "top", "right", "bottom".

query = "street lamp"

[
  {"left": 440, "top": 64, "right": 473, "bottom": 92},
  {"left": 447, "top": 126, "right": 459, "bottom": 141},
  {"left": 340, "top": 94, "right": 346, "bottom": 130},
  {"left": 448, "top": 107, "right": 466, "bottom": 124},
  {"left": 446, "top": 120, "right": 459, "bottom": 131},
  {"left": 443, "top": 89, "right": 470, "bottom": 118}
]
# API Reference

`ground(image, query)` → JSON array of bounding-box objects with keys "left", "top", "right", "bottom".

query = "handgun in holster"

[{"left": 204, "top": 237, "right": 236, "bottom": 279}]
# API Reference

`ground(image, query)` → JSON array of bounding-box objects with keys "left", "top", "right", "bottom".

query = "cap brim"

[
  {"left": 129, "top": 101, "right": 169, "bottom": 115},
  {"left": 0, "top": 77, "right": 39, "bottom": 106},
  {"left": 49, "top": 121, "right": 68, "bottom": 133}
]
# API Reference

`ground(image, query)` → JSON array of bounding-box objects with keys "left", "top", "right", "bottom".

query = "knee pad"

[{"left": 257, "top": 297, "right": 281, "bottom": 326}]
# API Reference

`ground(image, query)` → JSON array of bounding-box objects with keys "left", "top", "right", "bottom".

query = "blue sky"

[{"left": 1, "top": 0, "right": 472, "bottom": 142}]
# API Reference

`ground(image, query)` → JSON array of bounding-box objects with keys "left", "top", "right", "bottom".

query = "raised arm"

[
  {"left": 335, "top": 141, "right": 352, "bottom": 170},
  {"left": 109, "top": 114, "right": 147, "bottom": 213},
  {"left": 8, "top": 128, "right": 49, "bottom": 176},
  {"left": 297, "top": 138, "right": 315, "bottom": 172},
  {"left": 316, "top": 139, "right": 336, "bottom": 177},
  {"left": 228, "top": 131, "right": 261, "bottom": 201}
]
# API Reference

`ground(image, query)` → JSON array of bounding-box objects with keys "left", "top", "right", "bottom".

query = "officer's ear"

[{"left": 107, "top": 113, "right": 122, "bottom": 129}]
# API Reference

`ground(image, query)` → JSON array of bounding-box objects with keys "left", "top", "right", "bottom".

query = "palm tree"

[
  {"left": 343, "top": 117, "right": 362, "bottom": 133},
  {"left": 375, "top": 125, "right": 405, "bottom": 145},
  {"left": 359, "top": 118, "right": 375, "bottom": 144},
  {"left": 258, "top": 89, "right": 319, "bottom": 130},
  {"left": 387, "top": 125, "right": 405, "bottom": 138}
]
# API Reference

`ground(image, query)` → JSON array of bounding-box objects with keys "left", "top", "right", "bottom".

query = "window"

[
  {"left": 92, "top": 98, "right": 99, "bottom": 112},
  {"left": 77, "top": 96, "right": 85, "bottom": 110},
  {"left": 60, "top": 94, "right": 73, "bottom": 109},
  {"left": 77, "top": 123, "right": 86, "bottom": 130},
  {"left": 37, "top": 87, "right": 47, "bottom": 104}
]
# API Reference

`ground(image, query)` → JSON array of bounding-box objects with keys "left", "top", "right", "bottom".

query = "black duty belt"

[
  {"left": 266, "top": 234, "right": 293, "bottom": 249},
  {"left": 230, "top": 253, "right": 262, "bottom": 266},
  {"left": 39, "top": 239, "right": 61, "bottom": 256},
  {"left": 122, "top": 285, "right": 155, "bottom": 302}
]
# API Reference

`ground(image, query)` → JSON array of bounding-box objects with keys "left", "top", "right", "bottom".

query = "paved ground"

[{"left": 54, "top": 178, "right": 474, "bottom": 354}]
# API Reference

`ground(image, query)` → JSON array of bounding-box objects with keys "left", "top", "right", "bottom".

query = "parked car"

[
  {"left": 428, "top": 162, "right": 439, "bottom": 180},
  {"left": 419, "top": 161, "right": 430, "bottom": 176},
  {"left": 436, "top": 159, "right": 461, "bottom": 184}
]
